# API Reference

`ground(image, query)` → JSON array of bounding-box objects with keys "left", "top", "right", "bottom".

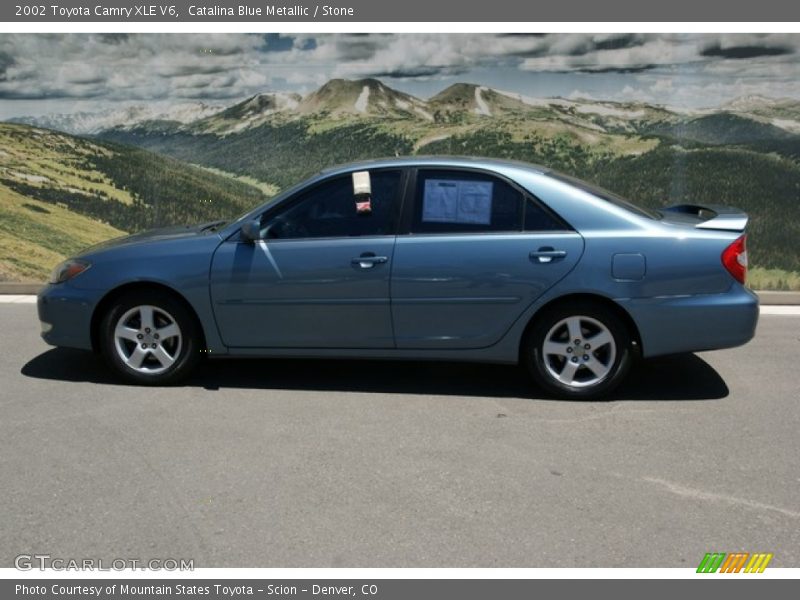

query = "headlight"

[{"left": 49, "top": 259, "right": 91, "bottom": 284}]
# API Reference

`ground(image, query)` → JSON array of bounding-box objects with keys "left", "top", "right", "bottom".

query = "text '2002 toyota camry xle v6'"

[{"left": 38, "top": 157, "right": 758, "bottom": 399}]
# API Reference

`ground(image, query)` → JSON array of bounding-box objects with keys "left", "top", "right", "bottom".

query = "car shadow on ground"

[{"left": 21, "top": 348, "right": 728, "bottom": 401}]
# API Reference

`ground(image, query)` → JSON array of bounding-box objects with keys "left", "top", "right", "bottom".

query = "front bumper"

[
  {"left": 618, "top": 284, "right": 759, "bottom": 358},
  {"left": 37, "top": 283, "right": 100, "bottom": 351}
]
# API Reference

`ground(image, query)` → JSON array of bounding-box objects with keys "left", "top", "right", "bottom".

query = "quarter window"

[{"left": 524, "top": 197, "right": 568, "bottom": 232}]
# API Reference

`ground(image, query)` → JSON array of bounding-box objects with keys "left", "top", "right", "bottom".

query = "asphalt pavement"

[{"left": 1, "top": 302, "right": 798, "bottom": 568}]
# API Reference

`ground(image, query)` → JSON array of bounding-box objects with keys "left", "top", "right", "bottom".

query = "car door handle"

[
  {"left": 351, "top": 254, "right": 388, "bottom": 269},
  {"left": 530, "top": 247, "right": 567, "bottom": 264}
]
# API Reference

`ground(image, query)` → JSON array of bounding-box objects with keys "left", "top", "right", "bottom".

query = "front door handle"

[
  {"left": 352, "top": 253, "right": 388, "bottom": 269},
  {"left": 530, "top": 247, "right": 567, "bottom": 264}
]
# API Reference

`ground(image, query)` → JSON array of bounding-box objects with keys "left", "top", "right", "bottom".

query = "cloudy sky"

[{"left": 1, "top": 32, "right": 800, "bottom": 118}]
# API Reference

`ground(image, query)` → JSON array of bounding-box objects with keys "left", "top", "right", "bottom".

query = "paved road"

[{"left": 1, "top": 303, "right": 798, "bottom": 568}]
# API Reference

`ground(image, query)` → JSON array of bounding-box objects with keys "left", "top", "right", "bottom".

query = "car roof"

[{"left": 319, "top": 156, "right": 552, "bottom": 177}]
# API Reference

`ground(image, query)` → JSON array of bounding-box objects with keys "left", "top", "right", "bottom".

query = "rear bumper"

[
  {"left": 619, "top": 285, "right": 759, "bottom": 358},
  {"left": 37, "top": 283, "right": 99, "bottom": 351}
]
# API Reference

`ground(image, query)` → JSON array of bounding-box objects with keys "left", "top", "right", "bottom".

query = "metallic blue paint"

[
  {"left": 210, "top": 236, "right": 396, "bottom": 348},
  {"left": 38, "top": 157, "right": 758, "bottom": 367},
  {"left": 390, "top": 233, "right": 584, "bottom": 349}
]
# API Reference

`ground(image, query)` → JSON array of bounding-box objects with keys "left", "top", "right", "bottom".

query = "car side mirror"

[{"left": 240, "top": 219, "right": 264, "bottom": 243}]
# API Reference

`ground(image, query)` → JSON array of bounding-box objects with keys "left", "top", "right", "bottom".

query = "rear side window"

[
  {"left": 412, "top": 169, "right": 523, "bottom": 233},
  {"left": 411, "top": 169, "right": 568, "bottom": 234}
]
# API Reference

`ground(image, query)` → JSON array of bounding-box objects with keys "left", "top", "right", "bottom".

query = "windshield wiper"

[{"left": 200, "top": 220, "right": 227, "bottom": 232}]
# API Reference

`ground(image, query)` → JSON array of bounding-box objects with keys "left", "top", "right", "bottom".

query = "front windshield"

[{"left": 546, "top": 171, "right": 661, "bottom": 220}]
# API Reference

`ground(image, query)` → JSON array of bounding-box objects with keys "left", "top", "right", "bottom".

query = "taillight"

[{"left": 721, "top": 235, "right": 747, "bottom": 284}]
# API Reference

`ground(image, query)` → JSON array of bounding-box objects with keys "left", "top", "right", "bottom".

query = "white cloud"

[{"left": 0, "top": 33, "right": 798, "bottom": 115}]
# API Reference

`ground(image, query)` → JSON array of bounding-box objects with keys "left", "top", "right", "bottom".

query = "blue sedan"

[{"left": 38, "top": 157, "right": 758, "bottom": 399}]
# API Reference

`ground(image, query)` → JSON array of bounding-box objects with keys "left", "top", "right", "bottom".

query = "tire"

[
  {"left": 522, "top": 300, "right": 632, "bottom": 400},
  {"left": 99, "top": 290, "right": 202, "bottom": 385}
]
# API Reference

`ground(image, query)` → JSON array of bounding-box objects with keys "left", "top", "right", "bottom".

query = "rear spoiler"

[{"left": 661, "top": 204, "right": 748, "bottom": 232}]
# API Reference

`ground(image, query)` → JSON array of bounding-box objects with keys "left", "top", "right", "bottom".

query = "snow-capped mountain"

[
  {"left": 296, "top": 78, "right": 433, "bottom": 120},
  {"left": 8, "top": 79, "right": 800, "bottom": 140},
  {"left": 9, "top": 102, "right": 226, "bottom": 135}
]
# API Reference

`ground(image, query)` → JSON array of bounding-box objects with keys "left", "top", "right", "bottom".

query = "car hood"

[{"left": 79, "top": 221, "right": 225, "bottom": 256}]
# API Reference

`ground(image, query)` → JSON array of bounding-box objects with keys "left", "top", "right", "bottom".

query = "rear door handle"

[
  {"left": 530, "top": 247, "right": 567, "bottom": 264},
  {"left": 352, "top": 253, "right": 388, "bottom": 269}
]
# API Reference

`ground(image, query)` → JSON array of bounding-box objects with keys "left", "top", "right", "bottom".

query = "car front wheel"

[
  {"left": 99, "top": 291, "right": 201, "bottom": 385},
  {"left": 523, "top": 301, "right": 632, "bottom": 400}
]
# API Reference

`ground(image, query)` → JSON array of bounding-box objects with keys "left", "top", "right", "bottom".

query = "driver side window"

[{"left": 263, "top": 170, "right": 402, "bottom": 239}]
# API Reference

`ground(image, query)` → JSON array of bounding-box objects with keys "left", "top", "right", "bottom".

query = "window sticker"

[
  {"left": 355, "top": 197, "right": 372, "bottom": 214},
  {"left": 422, "top": 179, "right": 493, "bottom": 225},
  {"left": 352, "top": 170, "right": 373, "bottom": 214},
  {"left": 352, "top": 171, "right": 372, "bottom": 195}
]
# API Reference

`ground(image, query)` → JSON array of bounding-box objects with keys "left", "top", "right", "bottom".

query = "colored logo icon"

[{"left": 697, "top": 552, "right": 773, "bottom": 573}]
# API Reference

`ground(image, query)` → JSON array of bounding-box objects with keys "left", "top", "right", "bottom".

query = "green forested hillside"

[
  {"left": 587, "top": 146, "right": 800, "bottom": 272},
  {"left": 101, "top": 121, "right": 415, "bottom": 190},
  {"left": 0, "top": 123, "right": 267, "bottom": 280},
  {"left": 646, "top": 113, "right": 796, "bottom": 145}
]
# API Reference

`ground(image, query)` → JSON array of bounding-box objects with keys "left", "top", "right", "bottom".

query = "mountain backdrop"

[{"left": 4, "top": 78, "right": 800, "bottom": 286}]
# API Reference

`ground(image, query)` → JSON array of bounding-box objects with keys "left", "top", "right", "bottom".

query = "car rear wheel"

[
  {"left": 99, "top": 291, "right": 201, "bottom": 385},
  {"left": 523, "top": 301, "right": 632, "bottom": 399}
]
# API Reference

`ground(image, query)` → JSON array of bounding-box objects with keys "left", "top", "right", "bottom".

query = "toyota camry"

[{"left": 38, "top": 157, "right": 758, "bottom": 399}]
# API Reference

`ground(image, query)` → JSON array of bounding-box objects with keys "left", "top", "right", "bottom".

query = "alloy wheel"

[
  {"left": 113, "top": 305, "right": 183, "bottom": 375},
  {"left": 541, "top": 315, "right": 617, "bottom": 388}
]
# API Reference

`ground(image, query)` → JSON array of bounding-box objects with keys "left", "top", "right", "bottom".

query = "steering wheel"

[{"left": 264, "top": 216, "right": 309, "bottom": 239}]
